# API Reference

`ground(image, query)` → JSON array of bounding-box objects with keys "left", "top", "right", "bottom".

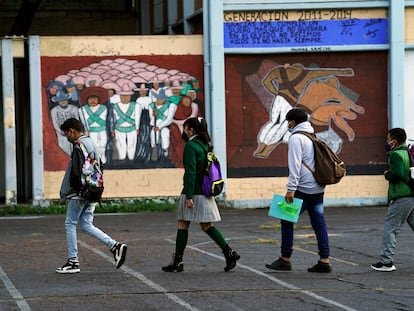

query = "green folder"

[{"left": 268, "top": 194, "right": 303, "bottom": 223}]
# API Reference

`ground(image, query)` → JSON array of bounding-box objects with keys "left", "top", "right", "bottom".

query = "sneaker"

[
  {"left": 307, "top": 260, "right": 332, "bottom": 273},
  {"left": 111, "top": 242, "right": 127, "bottom": 269},
  {"left": 265, "top": 258, "right": 292, "bottom": 271},
  {"left": 371, "top": 261, "right": 396, "bottom": 272},
  {"left": 56, "top": 260, "right": 80, "bottom": 274}
]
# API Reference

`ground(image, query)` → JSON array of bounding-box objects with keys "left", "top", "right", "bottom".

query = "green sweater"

[
  {"left": 385, "top": 143, "right": 413, "bottom": 202},
  {"left": 182, "top": 136, "right": 208, "bottom": 199}
]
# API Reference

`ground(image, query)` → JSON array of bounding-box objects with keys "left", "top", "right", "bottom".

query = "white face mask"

[{"left": 287, "top": 120, "right": 294, "bottom": 132}]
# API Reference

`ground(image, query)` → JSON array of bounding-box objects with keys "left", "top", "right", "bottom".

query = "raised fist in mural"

[
  {"left": 262, "top": 63, "right": 354, "bottom": 103},
  {"left": 297, "top": 77, "right": 365, "bottom": 141}
]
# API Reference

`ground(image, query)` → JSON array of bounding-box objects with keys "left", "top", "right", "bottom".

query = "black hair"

[
  {"left": 60, "top": 118, "right": 84, "bottom": 132},
  {"left": 183, "top": 117, "right": 211, "bottom": 144},
  {"left": 388, "top": 128, "right": 406, "bottom": 144},
  {"left": 285, "top": 107, "right": 308, "bottom": 124}
]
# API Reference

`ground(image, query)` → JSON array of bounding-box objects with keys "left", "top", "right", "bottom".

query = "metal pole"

[
  {"left": 1, "top": 39, "right": 18, "bottom": 205},
  {"left": 28, "top": 36, "right": 45, "bottom": 205}
]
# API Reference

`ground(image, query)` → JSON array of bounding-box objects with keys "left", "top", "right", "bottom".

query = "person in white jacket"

[{"left": 265, "top": 107, "right": 332, "bottom": 273}]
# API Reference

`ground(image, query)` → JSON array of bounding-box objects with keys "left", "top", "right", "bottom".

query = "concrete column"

[
  {"left": 140, "top": 0, "right": 151, "bottom": 35},
  {"left": 28, "top": 36, "right": 45, "bottom": 204},
  {"left": 168, "top": 0, "right": 177, "bottom": 34},
  {"left": 183, "top": 0, "right": 195, "bottom": 34},
  {"left": 204, "top": 0, "right": 228, "bottom": 188},
  {"left": 1, "top": 39, "right": 17, "bottom": 205},
  {"left": 389, "top": 1, "right": 405, "bottom": 128}
]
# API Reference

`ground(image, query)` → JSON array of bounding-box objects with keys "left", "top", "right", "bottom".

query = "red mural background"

[
  {"left": 225, "top": 51, "right": 388, "bottom": 177},
  {"left": 41, "top": 55, "right": 204, "bottom": 171}
]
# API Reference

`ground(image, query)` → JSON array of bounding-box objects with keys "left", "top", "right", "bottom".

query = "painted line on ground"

[
  {"left": 193, "top": 236, "right": 359, "bottom": 267},
  {"left": 293, "top": 246, "right": 359, "bottom": 266},
  {"left": 0, "top": 265, "right": 31, "bottom": 311},
  {"left": 166, "top": 239, "right": 359, "bottom": 311},
  {"left": 78, "top": 240, "right": 201, "bottom": 311}
]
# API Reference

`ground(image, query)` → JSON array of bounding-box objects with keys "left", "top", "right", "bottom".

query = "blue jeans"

[
  {"left": 280, "top": 191, "right": 329, "bottom": 259},
  {"left": 65, "top": 199, "right": 116, "bottom": 261},
  {"left": 380, "top": 196, "right": 414, "bottom": 264}
]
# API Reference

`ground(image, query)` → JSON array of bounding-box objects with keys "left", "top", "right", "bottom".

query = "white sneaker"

[
  {"left": 371, "top": 261, "right": 396, "bottom": 272},
  {"left": 111, "top": 242, "right": 127, "bottom": 268},
  {"left": 56, "top": 260, "right": 80, "bottom": 274}
]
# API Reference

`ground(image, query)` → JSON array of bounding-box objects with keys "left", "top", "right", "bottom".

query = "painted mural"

[
  {"left": 225, "top": 52, "right": 389, "bottom": 177},
  {"left": 42, "top": 56, "right": 204, "bottom": 171},
  {"left": 249, "top": 61, "right": 364, "bottom": 157}
]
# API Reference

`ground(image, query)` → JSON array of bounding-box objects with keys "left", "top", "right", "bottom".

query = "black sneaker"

[
  {"left": 56, "top": 260, "right": 80, "bottom": 274},
  {"left": 307, "top": 260, "right": 332, "bottom": 273},
  {"left": 371, "top": 261, "right": 396, "bottom": 272},
  {"left": 111, "top": 242, "right": 127, "bottom": 269},
  {"left": 265, "top": 258, "right": 292, "bottom": 271}
]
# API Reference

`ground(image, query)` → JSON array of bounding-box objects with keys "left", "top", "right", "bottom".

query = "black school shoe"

[
  {"left": 265, "top": 258, "right": 292, "bottom": 271},
  {"left": 223, "top": 249, "right": 241, "bottom": 272},
  {"left": 307, "top": 260, "right": 332, "bottom": 273}
]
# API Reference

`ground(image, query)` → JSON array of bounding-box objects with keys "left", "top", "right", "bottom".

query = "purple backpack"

[
  {"left": 196, "top": 141, "right": 225, "bottom": 196},
  {"left": 202, "top": 152, "right": 225, "bottom": 196}
]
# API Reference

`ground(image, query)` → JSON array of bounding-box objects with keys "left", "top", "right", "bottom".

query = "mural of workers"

[
  {"left": 49, "top": 90, "right": 79, "bottom": 155},
  {"left": 112, "top": 85, "right": 142, "bottom": 162},
  {"left": 169, "top": 95, "right": 200, "bottom": 167},
  {"left": 148, "top": 89, "right": 176, "bottom": 163},
  {"left": 44, "top": 57, "right": 203, "bottom": 170},
  {"left": 78, "top": 86, "right": 110, "bottom": 164}
]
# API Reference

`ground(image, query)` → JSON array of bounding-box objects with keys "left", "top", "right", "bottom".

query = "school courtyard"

[{"left": 0, "top": 205, "right": 413, "bottom": 311}]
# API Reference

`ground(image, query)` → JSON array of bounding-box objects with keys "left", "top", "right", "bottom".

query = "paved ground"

[{"left": 0, "top": 205, "right": 413, "bottom": 311}]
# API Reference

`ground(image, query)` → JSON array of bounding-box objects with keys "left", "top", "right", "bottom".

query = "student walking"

[
  {"left": 265, "top": 107, "right": 332, "bottom": 273},
  {"left": 162, "top": 117, "right": 240, "bottom": 272},
  {"left": 57, "top": 118, "right": 127, "bottom": 274},
  {"left": 371, "top": 128, "right": 414, "bottom": 272}
]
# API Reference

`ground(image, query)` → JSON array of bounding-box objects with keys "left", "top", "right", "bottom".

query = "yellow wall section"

[
  {"left": 45, "top": 171, "right": 387, "bottom": 202},
  {"left": 44, "top": 169, "right": 184, "bottom": 200},
  {"left": 40, "top": 35, "right": 204, "bottom": 56},
  {"left": 406, "top": 8, "right": 414, "bottom": 43}
]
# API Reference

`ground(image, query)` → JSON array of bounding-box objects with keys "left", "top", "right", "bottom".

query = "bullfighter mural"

[{"left": 247, "top": 61, "right": 365, "bottom": 158}]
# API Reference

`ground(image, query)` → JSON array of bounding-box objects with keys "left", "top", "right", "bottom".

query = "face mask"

[
  {"left": 181, "top": 132, "right": 189, "bottom": 142},
  {"left": 287, "top": 127, "right": 293, "bottom": 133},
  {"left": 384, "top": 141, "right": 392, "bottom": 152}
]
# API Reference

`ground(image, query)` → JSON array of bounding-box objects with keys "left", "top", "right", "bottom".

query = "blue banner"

[{"left": 223, "top": 18, "right": 388, "bottom": 48}]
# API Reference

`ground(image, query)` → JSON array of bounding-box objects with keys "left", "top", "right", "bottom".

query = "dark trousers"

[{"left": 280, "top": 191, "right": 330, "bottom": 259}]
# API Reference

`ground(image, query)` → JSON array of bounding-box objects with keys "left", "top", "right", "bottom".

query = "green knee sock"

[
  {"left": 175, "top": 229, "right": 188, "bottom": 256},
  {"left": 206, "top": 226, "right": 227, "bottom": 249}
]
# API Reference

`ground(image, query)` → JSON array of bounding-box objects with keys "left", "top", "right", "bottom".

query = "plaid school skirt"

[{"left": 176, "top": 194, "right": 221, "bottom": 223}]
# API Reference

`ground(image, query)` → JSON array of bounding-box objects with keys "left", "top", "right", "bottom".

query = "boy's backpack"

[
  {"left": 292, "top": 131, "right": 346, "bottom": 185},
  {"left": 77, "top": 141, "right": 104, "bottom": 202},
  {"left": 195, "top": 141, "right": 225, "bottom": 197}
]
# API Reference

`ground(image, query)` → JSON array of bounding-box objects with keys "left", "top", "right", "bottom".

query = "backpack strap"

[
  {"left": 75, "top": 138, "right": 102, "bottom": 170},
  {"left": 76, "top": 140, "right": 89, "bottom": 158},
  {"left": 290, "top": 131, "right": 315, "bottom": 174},
  {"left": 193, "top": 138, "right": 210, "bottom": 154}
]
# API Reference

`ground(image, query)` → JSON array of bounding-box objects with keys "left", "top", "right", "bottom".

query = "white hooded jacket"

[{"left": 286, "top": 121, "right": 325, "bottom": 194}]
